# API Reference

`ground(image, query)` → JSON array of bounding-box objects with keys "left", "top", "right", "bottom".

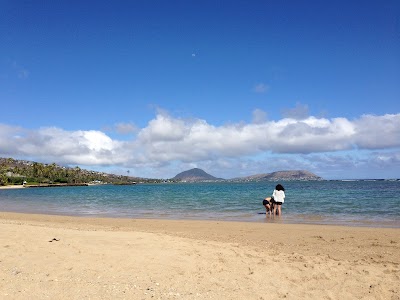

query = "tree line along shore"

[{"left": 0, "top": 158, "right": 164, "bottom": 187}]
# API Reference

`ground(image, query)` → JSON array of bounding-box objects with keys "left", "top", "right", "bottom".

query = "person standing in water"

[
  {"left": 263, "top": 184, "right": 285, "bottom": 216},
  {"left": 271, "top": 184, "right": 285, "bottom": 215}
]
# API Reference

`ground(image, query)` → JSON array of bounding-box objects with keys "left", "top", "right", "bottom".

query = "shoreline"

[
  {"left": 0, "top": 185, "right": 25, "bottom": 189},
  {"left": 0, "top": 211, "right": 399, "bottom": 299},
  {"left": 0, "top": 183, "right": 89, "bottom": 189},
  {"left": 0, "top": 208, "right": 398, "bottom": 229}
]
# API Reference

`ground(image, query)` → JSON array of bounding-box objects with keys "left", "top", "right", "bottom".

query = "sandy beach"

[
  {"left": 0, "top": 185, "right": 25, "bottom": 189},
  {"left": 0, "top": 212, "right": 399, "bottom": 299}
]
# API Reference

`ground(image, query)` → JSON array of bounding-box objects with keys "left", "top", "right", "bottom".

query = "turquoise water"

[{"left": 0, "top": 181, "right": 399, "bottom": 227}]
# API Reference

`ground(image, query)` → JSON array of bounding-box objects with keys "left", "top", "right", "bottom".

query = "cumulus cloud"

[
  {"left": 353, "top": 114, "right": 400, "bottom": 149},
  {"left": 0, "top": 125, "right": 127, "bottom": 166},
  {"left": 138, "top": 114, "right": 189, "bottom": 143},
  {"left": 1, "top": 112, "right": 400, "bottom": 178}
]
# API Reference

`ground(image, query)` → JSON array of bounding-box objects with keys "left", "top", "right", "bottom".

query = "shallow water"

[{"left": 0, "top": 181, "right": 399, "bottom": 227}]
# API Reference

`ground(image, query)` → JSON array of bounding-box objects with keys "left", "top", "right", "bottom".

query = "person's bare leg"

[{"left": 264, "top": 197, "right": 271, "bottom": 215}]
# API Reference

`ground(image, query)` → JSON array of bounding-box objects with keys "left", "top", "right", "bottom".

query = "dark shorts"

[{"left": 274, "top": 202, "right": 283, "bottom": 205}]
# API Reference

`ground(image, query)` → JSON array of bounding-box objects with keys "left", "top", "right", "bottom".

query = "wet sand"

[{"left": 0, "top": 212, "right": 399, "bottom": 299}]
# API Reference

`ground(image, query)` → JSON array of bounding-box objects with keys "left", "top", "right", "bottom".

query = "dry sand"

[
  {"left": 0, "top": 212, "right": 399, "bottom": 299},
  {"left": 0, "top": 185, "right": 24, "bottom": 189}
]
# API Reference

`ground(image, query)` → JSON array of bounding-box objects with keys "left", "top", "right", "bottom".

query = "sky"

[{"left": 1, "top": 0, "right": 399, "bottom": 179}]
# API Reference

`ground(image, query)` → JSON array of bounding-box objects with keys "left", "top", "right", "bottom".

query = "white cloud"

[
  {"left": 138, "top": 114, "right": 189, "bottom": 143},
  {"left": 0, "top": 125, "right": 127, "bottom": 166},
  {"left": 1, "top": 111, "right": 400, "bottom": 178},
  {"left": 353, "top": 114, "right": 400, "bottom": 149},
  {"left": 272, "top": 117, "right": 355, "bottom": 153}
]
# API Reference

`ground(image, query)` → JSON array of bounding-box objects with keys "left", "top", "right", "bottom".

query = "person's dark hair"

[{"left": 275, "top": 184, "right": 285, "bottom": 191}]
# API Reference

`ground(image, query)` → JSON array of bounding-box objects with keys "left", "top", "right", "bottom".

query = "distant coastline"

[{"left": 2, "top": 157, "right": 399, "bottom": 188}]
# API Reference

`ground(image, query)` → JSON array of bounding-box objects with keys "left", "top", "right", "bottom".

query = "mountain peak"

[
  {"left": 232, "top": 170, "right": 322, "bottom": 181},
  {"left": 173, "top": 168, "right": 222, "bottom": 182}
]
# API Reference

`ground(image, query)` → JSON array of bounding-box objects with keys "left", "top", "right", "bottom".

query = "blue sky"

[{"left": 1, "top": 0, "right": 399, "bottom": 179}]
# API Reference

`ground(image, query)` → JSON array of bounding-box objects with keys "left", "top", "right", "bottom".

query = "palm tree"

[{"left": 73, "top": 166, "right": 81, "bottom": 183}]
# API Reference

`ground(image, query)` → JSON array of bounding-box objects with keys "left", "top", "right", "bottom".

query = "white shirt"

[{"left": 272, "top": 189, "right": 285, "bottom": 203}]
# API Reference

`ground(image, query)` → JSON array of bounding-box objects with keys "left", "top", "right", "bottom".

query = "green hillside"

[{"left": 0, "top": 157, "right": 158, "bottom": 186}]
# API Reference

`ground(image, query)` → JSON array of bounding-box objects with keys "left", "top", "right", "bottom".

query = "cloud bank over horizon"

[{"left": 1, "top": 111, "right": 399, "bottom": 179}]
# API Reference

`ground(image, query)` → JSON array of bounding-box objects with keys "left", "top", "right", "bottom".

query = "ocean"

[{"left": 0, "top": 181, "right": 399, "bottom": 228}]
